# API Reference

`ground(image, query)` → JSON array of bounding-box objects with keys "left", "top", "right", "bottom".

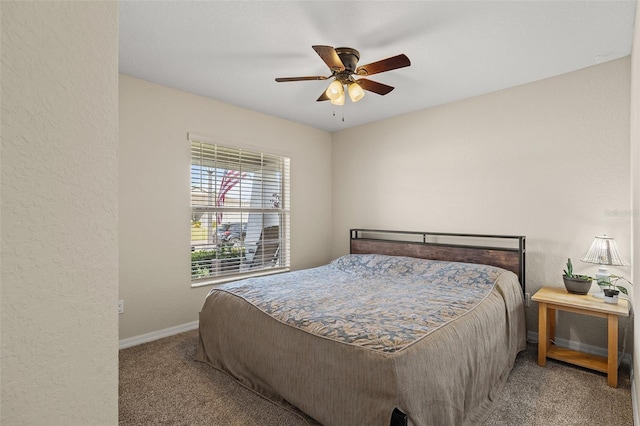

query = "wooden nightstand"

[{"left": 532, "top": 287, "right": 630, "bottom": 387}]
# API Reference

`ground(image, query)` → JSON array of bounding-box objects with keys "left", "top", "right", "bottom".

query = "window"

[{"left": 190, "top": 137, "right": 290, "bottom": 285}]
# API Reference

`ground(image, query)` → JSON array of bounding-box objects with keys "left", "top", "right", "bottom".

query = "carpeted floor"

[{"left": 119, "top": 330, "right": 633, "bottom": 425}]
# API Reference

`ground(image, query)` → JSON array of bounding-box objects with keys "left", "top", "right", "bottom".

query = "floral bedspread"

[{"left": 209, "top": 254, "right": 509, "bottom": 353}]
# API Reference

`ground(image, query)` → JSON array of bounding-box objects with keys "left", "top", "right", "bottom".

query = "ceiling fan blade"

[
  {"left": 357, "top": 78, "right": 395, "bottom": 95},
  {"left": 275, "top": 76, "right": 329, "bottom": 82},
  {"left": 316, "top": 90, "right": 330, "bottom": 102},
  {"left": 312, "top": 45, "right": 345, "bottom": 72},
  {"left": 356, "top": 54, "right": 410, "bottom": 76}
]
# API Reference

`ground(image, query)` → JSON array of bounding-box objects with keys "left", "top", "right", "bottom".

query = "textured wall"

[
  {"left": 332, "top": 58, "right": 631, "bottom": 351},
  {"left": 118, "top": 75, "right": 332, "bottom": 340},
  {"left": 630, "top": 0, "right": 640, "bottom": 413},
  {"left": 1, "top": 2, "right": 119, "bottom": 424}
]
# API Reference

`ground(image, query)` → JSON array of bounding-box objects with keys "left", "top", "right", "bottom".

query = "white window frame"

[{"left": 189, "top": 134, "right": 290, "bottom": 287}]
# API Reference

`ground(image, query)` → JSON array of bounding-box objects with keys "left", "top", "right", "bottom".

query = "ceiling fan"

[{"left": 275, "top": 45, "right": 411, "bottom": 105}]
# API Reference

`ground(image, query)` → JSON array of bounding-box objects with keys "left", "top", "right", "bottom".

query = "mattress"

[{"left": 196, "top": 254, "right": 526, "bottom": 425}]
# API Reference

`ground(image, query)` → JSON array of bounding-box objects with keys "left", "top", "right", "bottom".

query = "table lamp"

[{"left": 580, "top": 235, "right": 625, "bottom": 298}]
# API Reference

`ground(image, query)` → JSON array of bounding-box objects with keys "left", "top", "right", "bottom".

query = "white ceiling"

[{"left": 119, "top": 1, "right": 637, "bottom": 133}]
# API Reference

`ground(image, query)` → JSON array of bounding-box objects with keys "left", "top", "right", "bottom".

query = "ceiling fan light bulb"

[
  {"left": 348, "top": 82, "right": 365, "bottom": 102},
  {"left": 326, "top": 80, "right": 344, "bottom": 100}
]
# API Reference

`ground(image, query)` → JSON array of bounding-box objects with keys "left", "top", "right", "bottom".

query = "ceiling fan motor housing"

[{"left": 334, "top": 47, "right": 360, "bottom": 73}]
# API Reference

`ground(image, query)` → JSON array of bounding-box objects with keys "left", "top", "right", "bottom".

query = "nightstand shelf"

[
  {"left": 532, "top": 287, "right": 629, "bottom": 387},
  {"left": 545, "top": 345, "right": 607, "bottom": 373}
]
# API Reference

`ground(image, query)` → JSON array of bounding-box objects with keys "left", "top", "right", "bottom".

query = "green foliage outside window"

[{"left": 191, "top": 243, "right": 246, "bottom": 279}]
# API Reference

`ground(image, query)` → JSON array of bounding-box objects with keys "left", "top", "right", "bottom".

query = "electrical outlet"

[
  {"left": 118, "top": 300, "right": 124, "bottom": 314},
  {"left": 524, "top": 293, "right": 531, "bottom": 307}
]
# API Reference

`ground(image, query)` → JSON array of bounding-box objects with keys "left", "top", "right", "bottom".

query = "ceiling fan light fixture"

[
  {"left": 325, "top": 80, "right": 344, "bottom": 101},
  {"left": 348, "top": 82, "right": 365, "bottom": 102},
  {"left": 330, "top": 88, "right": 345, "bottom": 105}
]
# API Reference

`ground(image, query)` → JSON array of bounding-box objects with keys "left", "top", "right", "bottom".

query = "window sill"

[{"left": 190, "top": 267, "right": 290, "bottom": 288}]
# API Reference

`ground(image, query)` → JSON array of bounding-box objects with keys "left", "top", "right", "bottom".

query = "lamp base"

[
  {"left": 591, "top": 268, "right": 610, "bottom": 300},
  {"left": 591, "top": 284, "right": 606, "bottom": 299}
]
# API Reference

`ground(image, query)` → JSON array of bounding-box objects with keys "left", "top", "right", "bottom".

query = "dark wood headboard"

[{"left": 350, "top": 229, "right": 526, "bottom": 291}]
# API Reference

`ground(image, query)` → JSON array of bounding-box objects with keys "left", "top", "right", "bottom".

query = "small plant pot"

[
  {"left": 562, "top": 275, "right": 592, "bottom": 295},
  {"left": 603, "top": 288, "right": 620, "bottom": 304}
]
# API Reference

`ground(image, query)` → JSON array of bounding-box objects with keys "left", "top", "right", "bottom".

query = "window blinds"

[{"left": 190, "top": 139, "right": 290, "bottom": 283}]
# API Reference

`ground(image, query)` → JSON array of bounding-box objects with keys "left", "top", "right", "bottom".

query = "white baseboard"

[
  {"left": 119, "top": 321, "right": 199, "bottom": 350},
  {"left": 527, "top": 330, "right": 632, "bottom": 366}
]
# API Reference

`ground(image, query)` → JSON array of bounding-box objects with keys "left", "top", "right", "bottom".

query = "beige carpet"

[{"left": 119, "top": 330, "right": 633, "bottom": 425}]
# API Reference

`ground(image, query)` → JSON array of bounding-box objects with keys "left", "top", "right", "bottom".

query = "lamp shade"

[
  {"left": 330, "top": 87, "right": 345, "bottom": 105},
  {"left": 325, "top": 80, "right": 344, "bottom": 101},
  {"left": 580, "top": 235, "right": 625, "bottom": 266},
  {"left": 348, "top": 82, "right": 365, "bottom": 102}
]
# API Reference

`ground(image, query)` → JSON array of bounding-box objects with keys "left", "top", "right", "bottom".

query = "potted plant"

[
  {"left": 602, "top": 287, "right": 620, "bottom": 303},
  {"left": 600, "top": 275, "right": 633, "bottom": 304},
  {"left": 562, "top": 258, "right": 593, "bottom": 295}
]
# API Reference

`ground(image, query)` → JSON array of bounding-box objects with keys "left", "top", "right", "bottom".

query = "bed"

[{"left": 196, "top": 229, "right": 527, "bottom": 426}]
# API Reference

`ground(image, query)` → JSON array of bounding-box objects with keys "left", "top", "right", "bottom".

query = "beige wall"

[
  {"left": 332, "top": 58, "right": 632, "bottom": 349},
  {"left": 118, "top": 75, "right": 333, "bottom": 339},
  {"left": 631, "top": 0, "right": 640, "bottom": 415},
  {"left": 1, "top": 2, "right": 119, "bottom": 424}
]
